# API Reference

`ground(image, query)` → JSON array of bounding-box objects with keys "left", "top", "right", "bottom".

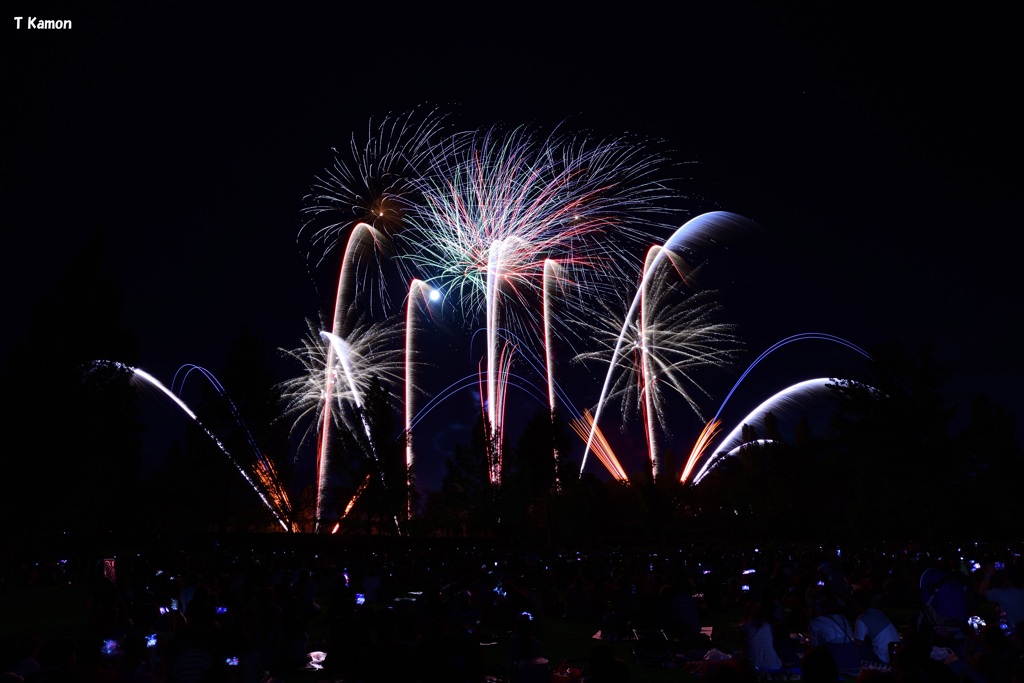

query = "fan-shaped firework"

[
  {"left": 278, "top": 315, "right": 406, "bottom": 446},
  {"left": 573, "top": 258, "right": 741, "bottom": 478}
]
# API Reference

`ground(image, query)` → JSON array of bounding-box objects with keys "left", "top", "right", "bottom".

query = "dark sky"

[{"left": 5, "top": 5, "right": 1021, "bottom": 491}]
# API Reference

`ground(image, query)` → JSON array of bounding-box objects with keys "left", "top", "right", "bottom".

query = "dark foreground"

[{"left": 2, "top": 534, "right": 1022, "bottom": 683}]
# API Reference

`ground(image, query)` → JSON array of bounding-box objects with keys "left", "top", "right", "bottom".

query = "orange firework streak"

[
  {"left": 254, "top": 459, "right": 293, "bottom": 528},
  {"left": 570, "top": 409, "right": 628, "bottom": 482},
  {"left": 680, "top": 418, "right": 722, "bottom": 484},
  {"left": 331, "top": 473, "right": 374, "bottom": 533}
]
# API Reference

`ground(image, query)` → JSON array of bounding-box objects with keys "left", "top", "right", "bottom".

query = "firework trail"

[
  {"left": 400, "top": 125, "right": 679, "bottom": 482},
  {"left": 172, "top": 364, "right": 292, "bottom": 520},
  {"left": 569, "top": 409, "right": 628, "bottom": 482},
  {"left": 679, "top": 418, "right": 723, "bottom": 484},
  {"left": 298, "top": 111, "right": 448, "bottom": 529},
  {"left": 99, "top": 361, "right": 292, "bottom": 531},
  {"left": 403, "top": 367, "right": 551, "bottom": 433},
  {"left": 579, "top": 211, "right": 754, "bottom": 478},
  {"left": 404, "top": 278, "right": 438, "bottom": 515},
  {"left": 574, "top": 249, "right": 741, "bottom": 479},
  {"left": 676, "top": 333, "right": 870, "bottom": 483},
  {"left": 707, "top": 332, "right": 870, "bottom": 425},
  {"left": 691, "top": 377, "right": 840, "bottom": 484},
  {"left": 543, "top": 259, "right": 563, "bottom": 417}
]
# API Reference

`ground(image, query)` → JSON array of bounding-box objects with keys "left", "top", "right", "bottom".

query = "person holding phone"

[{"left": 979, "top": 562, "right": 1024, "bottom": 634}]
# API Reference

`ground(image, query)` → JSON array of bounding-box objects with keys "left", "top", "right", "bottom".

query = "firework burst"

[
  {"left": 574, "top": 257, "right": 741, "bottom": 478},
  {"left": 300, "top": 107, "right": 448, "bottom": 268},
  {"left": 278, "top": 316, "right": 406, "bottom": 464},
  {"left": 399, "top": 124, "right": 678, "bottom": 327},
  {"left": 397, "top": 124, "right": 680, "bottom": 481}
]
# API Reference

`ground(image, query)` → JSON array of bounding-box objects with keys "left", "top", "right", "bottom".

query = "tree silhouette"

[{"left": 1, "top": 229, "right": 142, "bottom": 535}]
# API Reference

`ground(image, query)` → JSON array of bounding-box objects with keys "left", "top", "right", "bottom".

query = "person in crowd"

[
  {"left": 809, "top": 590, "right": 855, "bottom": 646},
  {"left": 853, "top": 590, "right": 901, "bottom": 664},
  {"left": 508, "top": 611, "right": 547, "bottom": 683},
  {"left": 739, "top": 602, "right": 782, "bottom": 670},
  {"left": 979, "top": 563, "right": 1024, "bottom": 635}
]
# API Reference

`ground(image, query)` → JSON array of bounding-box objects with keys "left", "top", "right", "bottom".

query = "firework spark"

[
  {"left": 279, "top": 313, "right": 405, "bottom": 526},
  {"left": 680, "top": 418, "right": 722, "bottom": 484},
  {"left": 404, "top": 278, "right": 438, "bottom": 514}
]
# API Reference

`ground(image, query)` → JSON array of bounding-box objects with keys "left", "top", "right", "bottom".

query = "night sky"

[{"left": 5, "top": 5, "right": 1021, "bottom": 492}]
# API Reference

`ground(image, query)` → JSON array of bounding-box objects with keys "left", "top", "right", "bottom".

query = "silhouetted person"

[{"left": 509, "top": 611, "right": 546, "bottom": 683}]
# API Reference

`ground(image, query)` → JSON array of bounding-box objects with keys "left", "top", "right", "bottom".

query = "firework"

[
  {"left": 102, "top": 362, "right": 292, "bottom": 531},
  {"left": 692, "top": 377, "right": 841, "bottom": 484},
  {"left": 574, "top": 249, "right": 741, "bottom": 479},
  {"left": 279, "top": 312, "right": 405, "bottom": 527},
  {"left": 681, "top": 333, "right": 870, "bottom": 483},
  {"left": 404, "top": 278, "right": 438, "bottom": 515},
  {"left": 708, "top": 332, "right": 870, "bottom": 426},
  {"left": 399, "top": 124, "right": 679, "bottom": 481},
  {"left": 579, "top": 211, "right": 754, "bottom": 479},
  {"left": 300, "top": 107, "right": 447, "bottom": 270},
  {"left": 680, "top": 418, "right": 723, "bottom": 484},
  {"left": 569, "top": 409, "right": 628, "bottom": 482}
]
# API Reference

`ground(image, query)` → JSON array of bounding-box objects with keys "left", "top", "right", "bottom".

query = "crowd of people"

[{"left": 0, "top": 540, "right": 1021, "bottom": 683}]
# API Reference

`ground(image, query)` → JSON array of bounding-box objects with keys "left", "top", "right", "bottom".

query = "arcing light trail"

[
  {"left": 677, "top": 334, "right": 869, "bottom": 484},
  {"left": 108, "top": 362, "right": 292, "bottom": 531},
  {"left": 691, "top": 377, "right": 839, "bottom": 484},
  {"left": 577, "top": 211, "right": 752, "bottom": 480},
  {"left": 172, "top": 364, "right": 292, "bottom": 518},
  {"left": 404, "top": 279, "right": 436, "bottom": 516},
  {"left": 709, "top": 332, "right": 870, "bottom": 425}
]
